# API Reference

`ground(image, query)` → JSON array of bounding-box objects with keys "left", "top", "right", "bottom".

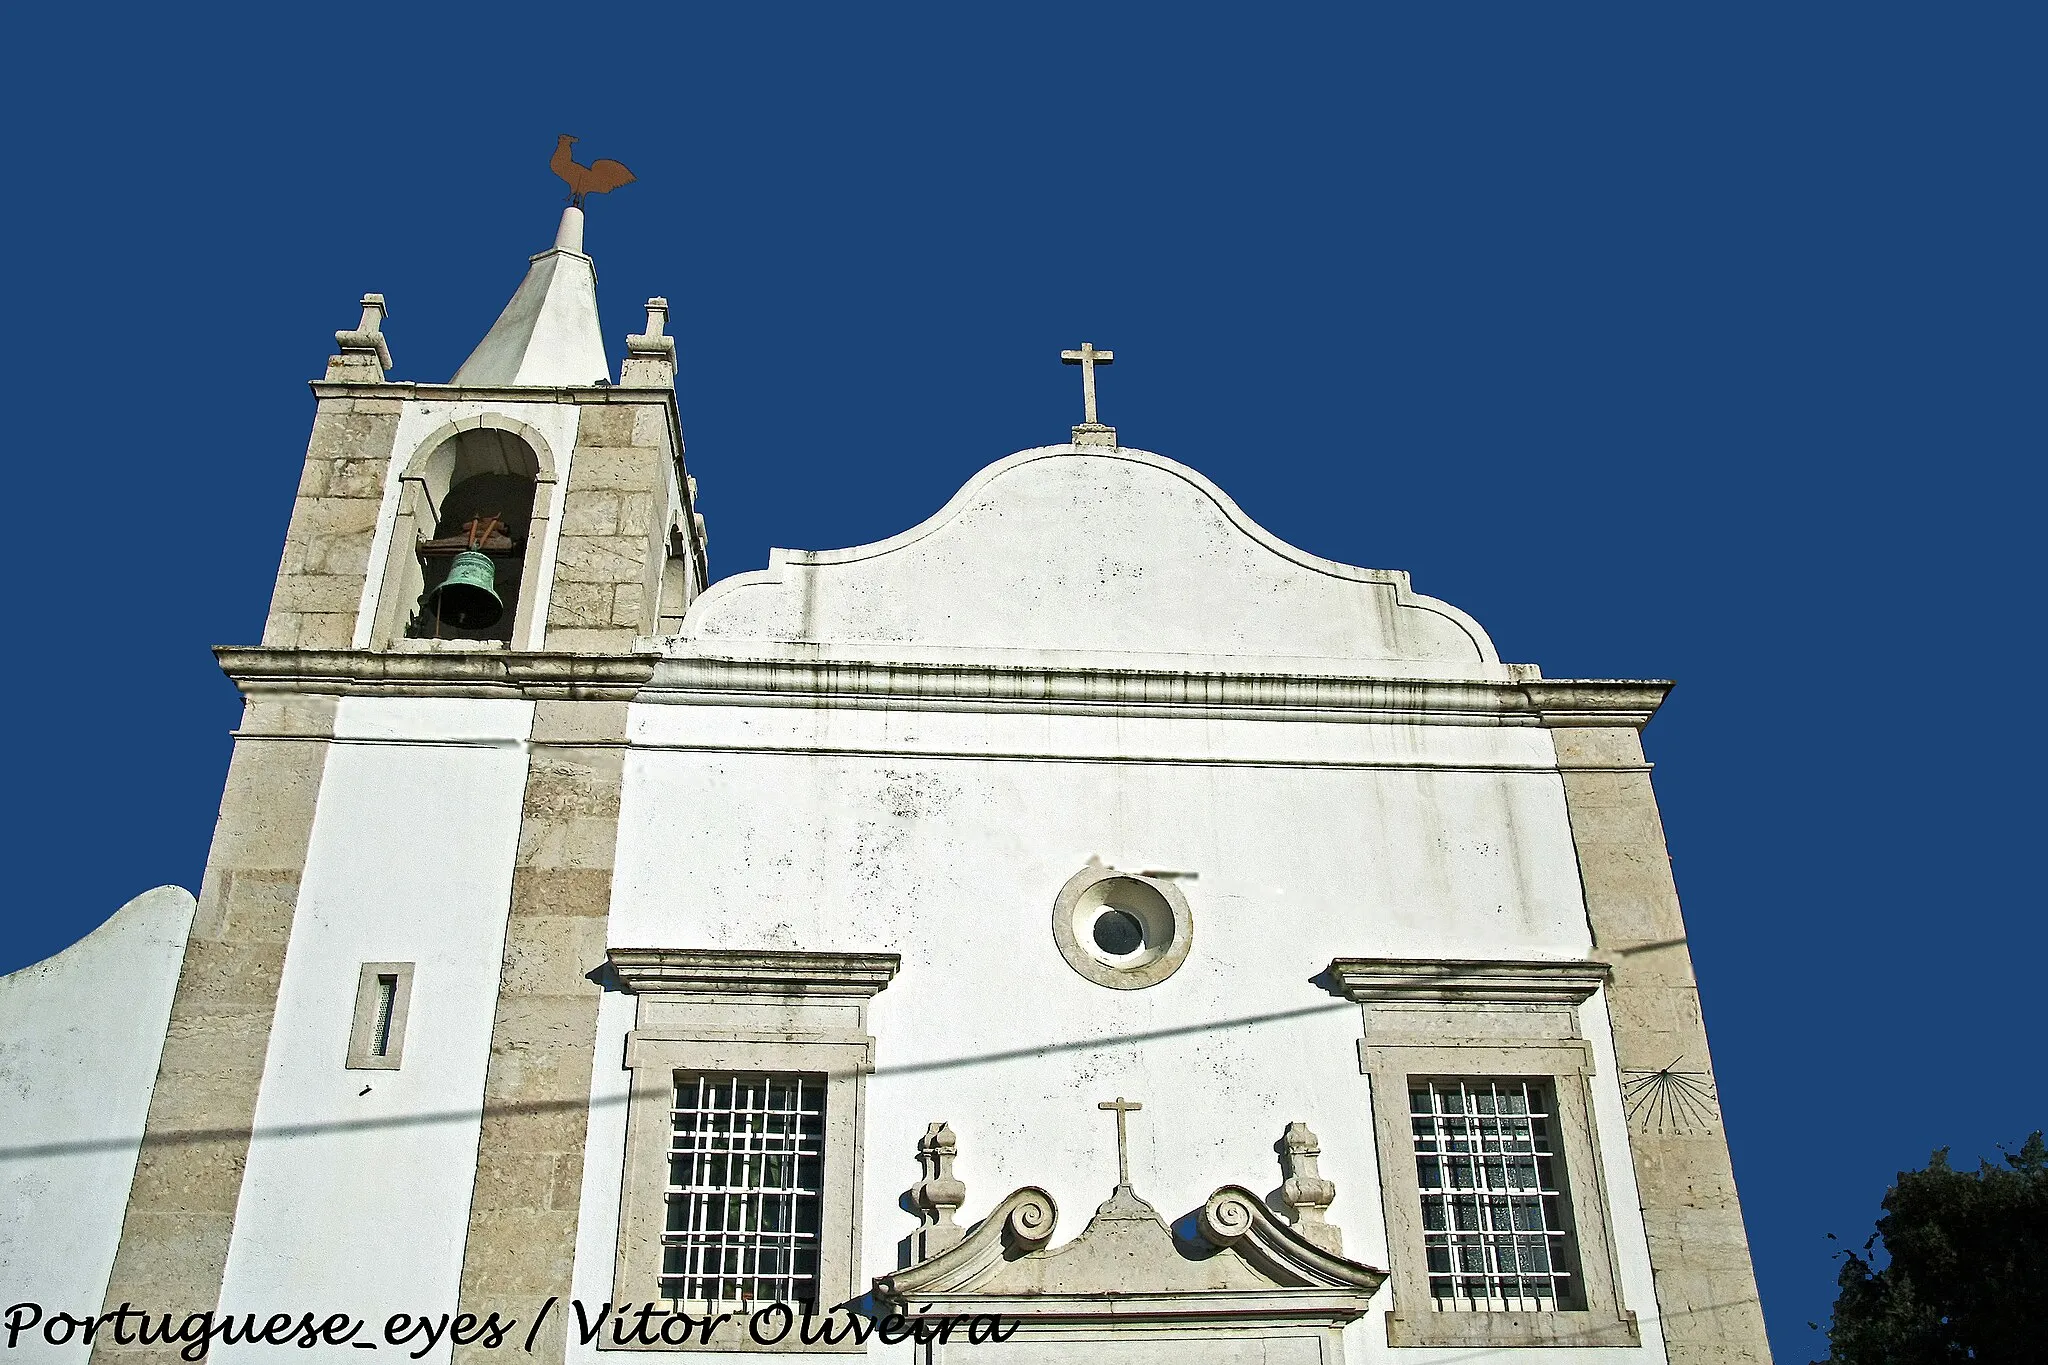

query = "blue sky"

[{"left": 1, "top": 5, "right": 2041, "bottom": 1357}]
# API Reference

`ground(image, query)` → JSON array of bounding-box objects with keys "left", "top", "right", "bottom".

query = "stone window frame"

[
  {"left": 1328, "top": 957, "right": 1640, "bottom": 1351},
  {"left": 606, "top": 948, "right": 900, "bottom": 1353},
  {"left": 345, "top": 961, "right": 413, "bottom": 1070}
]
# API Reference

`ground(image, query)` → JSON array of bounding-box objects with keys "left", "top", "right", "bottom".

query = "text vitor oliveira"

[{"left": 4, "top": 1298, "right": 1021, "bottom": 1358}]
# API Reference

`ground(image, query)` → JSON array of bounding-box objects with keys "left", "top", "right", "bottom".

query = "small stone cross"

[
  {"left": 1060, "top": 342, "right": 1115, "bottom": 426},
  {"left": 1097, "top": 1096, "right": 1143, "bottom": 1189}
]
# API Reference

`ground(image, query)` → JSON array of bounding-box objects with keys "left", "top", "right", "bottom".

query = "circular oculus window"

[{"left": 1051, "top": 866, "right": 1193, "bottom": 990}]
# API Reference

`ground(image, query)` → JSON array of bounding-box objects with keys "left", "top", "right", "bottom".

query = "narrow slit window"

[
  {"left": 347, "top": 963, "right": 413, "bottom": 1070},
  {"left": 371, "top": 975, "right": 398, "bottom": 1057}
]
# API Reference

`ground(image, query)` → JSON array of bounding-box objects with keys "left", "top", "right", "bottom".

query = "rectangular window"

[
  {"left": 345, "top": 962, "right": 413, "bottom": 1070},
  {"left": 1411, "top": 1078, "right": 1579, "bottom": 1312},
  {"left": 661, "top": 1073, "right": 826, "bottom": 1312}
]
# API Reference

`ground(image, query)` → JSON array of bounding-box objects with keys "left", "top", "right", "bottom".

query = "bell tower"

[
  {"left": 262, "top": 202, "right": 706, "bottom": 654},
  {"left": 91, "top": 186, "right": 708, "bottom": 1364}
]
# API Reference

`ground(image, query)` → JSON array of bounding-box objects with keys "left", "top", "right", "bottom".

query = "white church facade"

[{"left": 0, "top": 203, "right": 1771, "bottom": 1364}]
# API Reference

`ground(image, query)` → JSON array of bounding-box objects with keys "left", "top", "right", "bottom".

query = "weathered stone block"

[
  {"left": 551, "top": 533, "right": 643, "bottom": 584},
  {"left": 516, "top": 814, "right": 624, "bottom": 871},
  {"left": 610, "top": 581, "right": 647, "bottom": 627},
  {"left": 510, "top": 867, "right": 616, "bottom": 919},
  {"left": 572, "top": 404, "right": 638, "bottom": 448},
  {"left": 293, "top": 494, "right": 385, "bottom": 536},
  {"left": 305, "top": 409, "right": 402, "bottom": 464},
  {"left": 631, "top": 403, "right": 671, "bottom": 448},
  {"left": 558, "top": 489, "right": 621, "bottom": 536},
  {"left": 210, "top": 869, "right": 303, "bottom": 941},
  {"left": 325, "top": 456, "right": 388, "bottom": 499},
  {"left": 565, "top": 447, "right": 657, "bottom": 490},
  {"left": 298, "top": 530, "right": 374, "bottom": 576},
  {"left": 467, "top": 1150, "right": 560, "bottom": 1215},
  {"left": 530, "top": 700, "right": 630, "bottom": 746},
  {"left": 289, "top": 612, "right": 359, "bottom": 649},
  {"left": 497, "top": 916, "right": 610, "bottom": 996},
  {"left": 545, "top": 581, "right": 610, "bottom": 629},
  {"left": 617, "top": 490, "right": 659, "bottom": 534},
  {"left": 170, "top": 939, "right": 291, "bottom": 1011}
]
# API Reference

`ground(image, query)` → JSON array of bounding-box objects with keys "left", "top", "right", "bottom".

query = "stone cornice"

[
  {"left": 648, "top": 658, "right": 1671, "bottom": 727},
  {"left": 606, "top": 948, "right": 901, "bottom": 999},
  {"left": 1326, "top": 957, "right": 1612, "bottom": 1005},
  {"left": 307, "top": 380, "right": 676, "bottom": 405},
  {"left": 214, "top": 647, "right": 1672, "bottom": 727},
  {"left": 215, "top": 647, "right": 655, "bottom": 701}
]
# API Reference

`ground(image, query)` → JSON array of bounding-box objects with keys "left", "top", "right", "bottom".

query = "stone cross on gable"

[
  {"left": 1061, "top": 342, "right": 1114, "bottom": 424},
  {"left": 1097, "top": 1096, "right": 1143, "bottom": 1189},
  {"left": 1061, "top": 342, "right": 1118, "bottom": 448}
]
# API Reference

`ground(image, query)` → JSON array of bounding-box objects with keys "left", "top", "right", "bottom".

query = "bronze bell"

[{"left": 427, "top": 549, "right": 504, "bottom": 629}]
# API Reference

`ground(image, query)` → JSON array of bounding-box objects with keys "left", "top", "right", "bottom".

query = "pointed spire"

[{"left": 451, "top": 207, "right": 610, "bottom": 387}]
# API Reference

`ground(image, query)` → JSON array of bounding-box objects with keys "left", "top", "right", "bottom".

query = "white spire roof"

[{"left": 451, "top": 207, "right": 610, "bottom": 387}]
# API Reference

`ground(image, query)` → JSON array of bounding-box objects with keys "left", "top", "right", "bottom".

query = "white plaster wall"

[
  {"left": 584, "top": 700, "right": 1665, "bottom": 1361},
  {"left": 0, "top": 885, "right": 194, "bottom": 1357},
  {"left": 215, "top": 698, "right": 533, "bottom": 1363}
]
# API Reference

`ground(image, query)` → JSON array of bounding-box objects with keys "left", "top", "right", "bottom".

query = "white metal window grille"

[
  {"left": 1411, "top": 1078, "right": 1579, "bottom": 1311},
  {"left": 662, "top": 1073, "right": 825, "bottom": 1311}
]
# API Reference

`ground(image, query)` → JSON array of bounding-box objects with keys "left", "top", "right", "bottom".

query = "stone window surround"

[
  {"left": 606, "top": 948, "right": 900, "bottom": 1354},
  {"left": 1327, "top": 957, "right": 1640, "bottom": 1351},
  {"left": 345, "top": 961, "right": 413, "bottom": 1070}
]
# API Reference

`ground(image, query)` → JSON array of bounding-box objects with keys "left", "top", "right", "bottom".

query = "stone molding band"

[
  {"left": 1327, "top": 957, "right": 1612, "bottom": 1004},
  {"left": 218, "top": 647, "right": 1671, "bottom": 728},
  {"left": 606, "top": 948, "right": 902, "bottom": 998}
]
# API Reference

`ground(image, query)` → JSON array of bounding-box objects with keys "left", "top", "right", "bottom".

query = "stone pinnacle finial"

[
  {"left": 553, "top": 205, "right": 586, "bottom": 255},
  {"left": 327, "top": 293, "right": 391, "bottom": 382},
  {"left": 1278, "top": 1121, "right": 1343, "bottom": 1254},
  {"left": 909, "top": 1121, "right": 968, "bottom": 1261},
  {"left": 622, "top": 296, "right": 677, "bottom": 389},
  {"left": 1061, "top": 342, "right": 1117, "bottom": 447}
]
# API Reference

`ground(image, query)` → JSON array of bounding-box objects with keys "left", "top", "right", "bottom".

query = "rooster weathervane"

[{"left": 550, "top": 135, "right": 636, "bottom": 208}]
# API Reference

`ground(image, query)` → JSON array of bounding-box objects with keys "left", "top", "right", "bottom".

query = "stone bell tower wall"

[
  {"left": 262, "top": 393, "right": 406, "bottom": 650},
  {"left": 544, "top": 396, "right": 694, "bottom": 653},
  {"left": 268, "top": 386, "right": 701, "bottom": 657}
]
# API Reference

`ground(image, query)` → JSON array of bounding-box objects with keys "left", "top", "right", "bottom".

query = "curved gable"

[{"left": 677, "top": 447, "right": 1502, "bottom": 679}]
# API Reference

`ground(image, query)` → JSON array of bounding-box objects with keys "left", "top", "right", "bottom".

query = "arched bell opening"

[
  {"left": 410, "top": 469, "right": 537, "bottom": 640},
  {"left": 372, "top": 423, "right": 552, "bottom": 647}
]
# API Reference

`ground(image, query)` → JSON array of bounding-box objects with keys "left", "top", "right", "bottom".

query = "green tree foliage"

[{"left": 1815, "top": 1131, "right": 2047, "bottom": 1364}]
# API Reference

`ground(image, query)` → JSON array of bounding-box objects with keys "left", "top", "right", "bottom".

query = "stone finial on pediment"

[
  {"left": 1277, "top": 1121, "right": 1342, "bottom": 1254},
  {"left": 909, "top": 1121, "right": 969, "bottom": 1261}
]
